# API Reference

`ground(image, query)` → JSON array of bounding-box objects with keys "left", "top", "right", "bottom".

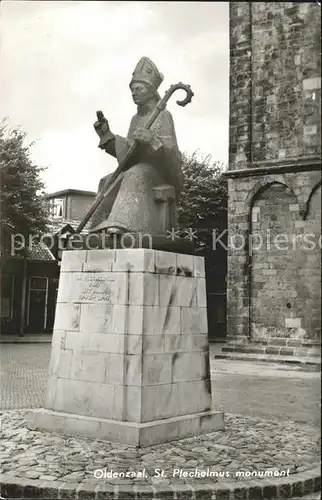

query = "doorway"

[{"left": 27, "top": 277, "right": 48, "bottom": 333}]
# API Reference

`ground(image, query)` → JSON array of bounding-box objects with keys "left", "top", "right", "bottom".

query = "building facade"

[
  {"left": 226, "top": 2, "right": 321, "bottom": 344},
  {"left": 44, "top": 189, "right": 96, "bottom": 261},
  {"left": 45, "top": 189, "right": 97, "bottom": 227},
  {"left": 0, "top": 189, "right": 96, "bottom": 336},
  {"left": 1, "top": 248, "right": 59, "bottom": 335}
]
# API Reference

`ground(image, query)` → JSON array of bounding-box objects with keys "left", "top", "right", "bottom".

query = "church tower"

[{"left": 225, "top": 2, "right": 321, "bottom": 355}]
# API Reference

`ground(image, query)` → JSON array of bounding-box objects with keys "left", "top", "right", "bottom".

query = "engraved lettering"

[{"left": 75, "top": 274, "right": 115, "bottom": 302}]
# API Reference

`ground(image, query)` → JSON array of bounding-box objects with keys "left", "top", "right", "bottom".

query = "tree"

[
  {"left": 177, "top": 150, "right": 228, "bottom": 252},
  {"left": 0, "top": 120, "right": 49, "bottom": 258}
]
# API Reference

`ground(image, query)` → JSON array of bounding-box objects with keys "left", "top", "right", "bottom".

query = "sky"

[{"left": 0, "top": 1, "right": 229, "bottom": 194}]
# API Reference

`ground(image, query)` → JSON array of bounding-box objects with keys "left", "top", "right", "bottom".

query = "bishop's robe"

[{"left": 90, "top": 107, "right": 183, "bottom": 233}]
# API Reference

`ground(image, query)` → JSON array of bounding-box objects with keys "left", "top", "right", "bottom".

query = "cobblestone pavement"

[
  {"left": 1, "top": 344, "right": 320, "bottom": 429},
  {"left": 0, "top": 409, "right": 320, "bottom": 487}
]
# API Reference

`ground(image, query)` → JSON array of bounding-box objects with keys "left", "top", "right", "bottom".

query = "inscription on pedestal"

[{"left": 75, "top": 275, "right": 115, "bottom": 303}]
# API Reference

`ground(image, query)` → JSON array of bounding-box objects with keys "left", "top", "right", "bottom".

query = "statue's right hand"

[{"left": 94, "top": 110, "right": 110, "bottom": 138}]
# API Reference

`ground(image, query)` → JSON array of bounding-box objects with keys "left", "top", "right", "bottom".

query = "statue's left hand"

[{"left": 132, "top": 128, "right": 153, "bottom": 144}]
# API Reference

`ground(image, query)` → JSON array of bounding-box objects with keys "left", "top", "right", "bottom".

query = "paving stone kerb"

[
  {"left": 1, "top": 467, "right": 321, "bottom": 499},
  {"left": 1, "top": 410, "right": 320, "bottom": 499}
]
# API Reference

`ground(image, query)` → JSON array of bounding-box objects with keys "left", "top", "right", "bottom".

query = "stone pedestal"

[{"left": 27, "top": 249, "right": 224, "bottom": 446}]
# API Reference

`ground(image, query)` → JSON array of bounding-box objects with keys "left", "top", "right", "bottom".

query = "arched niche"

[{"left": 249, "top": 182, "right": 308, "bottom": 341}]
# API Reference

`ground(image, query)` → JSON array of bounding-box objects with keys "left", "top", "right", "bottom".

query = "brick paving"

[{"left": 0, "top": 344, "right": 50, "bottom": 410}]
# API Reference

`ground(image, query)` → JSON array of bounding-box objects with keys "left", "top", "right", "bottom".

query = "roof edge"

[{"left": 44, "top": 189, "right": 96, "bottom": 199}]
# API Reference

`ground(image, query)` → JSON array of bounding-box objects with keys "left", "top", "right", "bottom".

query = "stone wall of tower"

[{"left": 226, "top": 2, "right": 321, "bottom": 343}]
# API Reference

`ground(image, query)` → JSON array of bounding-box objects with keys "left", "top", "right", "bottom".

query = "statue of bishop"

[{"left": 91, "top": 57, "right": 183, "bottom": 235}]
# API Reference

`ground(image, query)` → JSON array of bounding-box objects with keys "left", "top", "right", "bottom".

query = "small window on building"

[
  {"left": 1, "top": 275, "right": 15, "bottom": 319},
  {"left": 30, "top": 277, "right": 47, "bottom": 290},
  {"left": 49, "top": 198, "right": 64, "bottom": 218}
]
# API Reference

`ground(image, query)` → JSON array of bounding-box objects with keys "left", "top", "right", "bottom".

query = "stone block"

[
  {"left": 159, "top": 275, "right": 197, "bottom": 307},
  {"left": 55, "top": 272, "right": 72, "bottom": 303},
  {"left": 141, "top": 410, "right": 223, "bottom": 446},
  {"left": 235, "top": 201, "right": 246, "bottom": 215},
  {"left": 61, "top": 250, "right": 87, "bottom": 272},
  {"left": 124, "top": 386, "right": 141, "bottom": 422},
  {"left": 105, "top": 354, "right": 125, "bottom": 384},
  {"left": 142, "top": 334, "right": 165, "bottom": 354},
  {"left": 279, "top": 347, "right": 294, "bottom": 356},
  {"left": 112, "top": 385, "right": 125, "bottom": 421},
  {"left": 126, "top": 335, "right": 142, "bottom": 354},
  {"left": 154, "top": 250, "right": 177, "bottom": 274},
  {"left": 303, "top": 77, "right": 321, "bottom": 91},
  {"left": 63, "top": 415, "right": 101, "bottom": 438},
  {"left": 304, "top": 125, "right": 317, "bottom": 136},
  {"left": 28, "top": 408, "right": 66, "bottom": 433},
  {"left": 70, "top": 351, "right": 107, "bottom": 383},
  {"left": 79, "top": 303, "right": 114, "bottom": 333},
  {"left": 143, "top": 354, "right": 172, "bottom": 385},
  {"left": 177, "top": 380, "right": 211, "bottom": 415},
  {"left": 115, "top": 305, "right": 132, "bottom": 333},
  {"left": 65, "top": 331, "right": 89, "bottom": 351},
  {"left": 294, "top": 54, "right": 301, "bottom": 66},
  {"left": 199, "top": 411, "right": 225, "bottom": 432},
  {"left": 56, "top": 349, "right": 73, "bottom": 378},
  {"left": 197, "top": 278, "right": 207, "bottom": 307},
  {"left": 44, "top": 376, "right": 57, "bottom": 409},
  {"left": 251, "top": 212, "right": 258, "bottom": 223},
  {"left": 54, "top": 379, "right": 115, "bottom": 419},
  {"left": 47, "top": 329, "right": 65, "bottom": 375},
  {"left": 265, "top": 346, "right": 280, "bottom": 355},
  {"left": 125, "top": 354, "right": 142, "bottom": 385},
  {"left": 285, "top": 318, "right": 301, "bottom": 328},
  {"left": 287, "top": 339, "right": 302, "bottom": 347},
  {"left": 143, "top": 306, "right": 181, "bottom": 335},
  {"left": 176, "top": 253, "right": 194, "bottom": 276},
  {"left": 268, "top": 338, "right": 287, "bottom": 346},
  {"left": 62, "top": 409, "right": 135, "bottom": 444},
  {"left": 53, "top": 378, "right": 89, "bottom": 415},
  {"left": 140, "top": 420, "right": 180, "bottom": 447},
  {"left": 98, "top": 419, "right": 139, "bottom": 446},
  {"left": 164, "top": 334, "right": 192, "bottom": 353},
  {"left": 191, "top": 334, "right": 209, "bottom": 351},
  {"left": 172, "top": 351, "right": 209, "bottom": 383},
  {"left": 112, "top": 385, "right": 143, "bottom": 422},
  {"left": 129, "top": 273, "right": 159, "bottom": 306},
  {"left": 88, "top": 333, "right": 124, "bottom": 354},
  {"left": 54, "top": 303, "right": 81, "bottom": 331},
  {"left": 181, "top": 307, "right": 208, "bottom": 334},
  {"left": 83, "top": 249, "right": 115, "bottom": 272},
  {"left": 142, "top": 384, "right": 178, "bottom": 421},
  {"left": 112, "top": 249, "right": 154, "bottom": 272},
  {"left": 177, "top": 415, "right": 200, "bottom": 437}
]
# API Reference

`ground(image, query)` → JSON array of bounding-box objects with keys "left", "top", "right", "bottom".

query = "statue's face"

[{"left": 130, "top": 81, "right": 154, "bottom": 105}]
